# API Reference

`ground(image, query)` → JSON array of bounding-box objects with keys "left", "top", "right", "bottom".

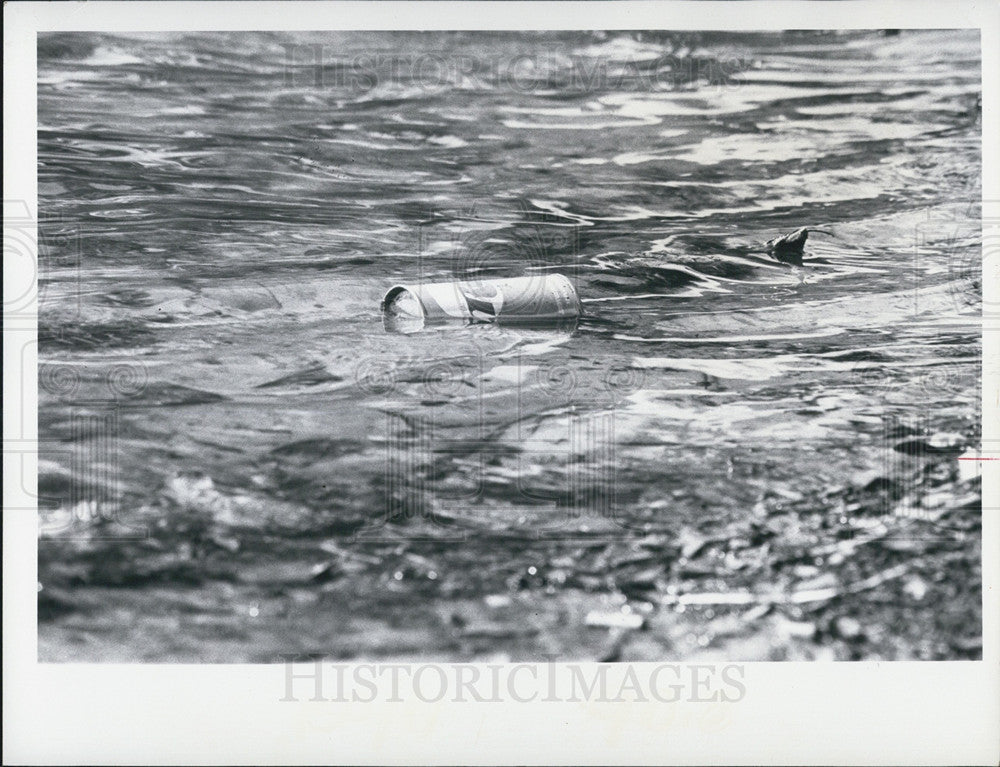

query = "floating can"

[{"left": 382, "top": 274, "right": 580, "bottom": 332}]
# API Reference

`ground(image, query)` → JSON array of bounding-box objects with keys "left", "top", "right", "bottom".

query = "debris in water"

[
  {"left": 585, "top": 610, "right": 645, "bottom": 630},
  {"left": 381, "top": 275, "right": 580, "bottom": 332},
  {"left": 766, "top": 227, "right": 834, "bottom": 264}
]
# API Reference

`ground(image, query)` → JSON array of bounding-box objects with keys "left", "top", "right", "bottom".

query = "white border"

[{"left": 5, "top": 2, "right": 999, "bottom": 764}]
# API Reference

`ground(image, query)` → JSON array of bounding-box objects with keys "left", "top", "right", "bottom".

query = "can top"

[
  {"left": 382, "top": 285, "right": 427, "bottom": 333},
  {"left": 383, "top": 285, "right": 426, "bottom": 318}
]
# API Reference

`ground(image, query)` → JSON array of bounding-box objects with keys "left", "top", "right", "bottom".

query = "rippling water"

[{"left": 37, "top": 31, "right": 982, "bottom": 662}]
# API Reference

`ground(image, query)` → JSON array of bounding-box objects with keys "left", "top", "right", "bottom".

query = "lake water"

[{"left": 36, "top": 30, "right": 982, "bottom": 662}]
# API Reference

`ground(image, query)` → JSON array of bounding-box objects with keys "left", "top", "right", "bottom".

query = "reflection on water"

[{"left": 36, "top": 30, "right": 982, "bottom": 662}]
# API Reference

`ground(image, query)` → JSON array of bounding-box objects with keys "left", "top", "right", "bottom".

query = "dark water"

[{"left": 37, "top": 31, "right": 982, "bottom": 661}]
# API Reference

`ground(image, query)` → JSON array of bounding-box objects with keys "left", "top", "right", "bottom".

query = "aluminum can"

[{"left": 382, "top": 274, "right": 580, "bottom": 332}]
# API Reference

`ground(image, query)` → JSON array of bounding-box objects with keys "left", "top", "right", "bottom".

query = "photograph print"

[{"left": 35, "top": 28, "right": 983, "bottom": 663}]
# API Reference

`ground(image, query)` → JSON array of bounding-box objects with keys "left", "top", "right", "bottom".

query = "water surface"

[{"left": 37, "top": 30, "right": 982, "bottom": 661}]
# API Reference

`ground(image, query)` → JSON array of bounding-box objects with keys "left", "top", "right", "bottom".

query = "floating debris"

[
  {"left": 382, "top": 275, "right": 580, "bottom": 332},
  {"left": 584, "top": 610, "right": 646, "bottom": 630},
  {"left": 765, "top": 227, "right": 834, "bottom": 264}
]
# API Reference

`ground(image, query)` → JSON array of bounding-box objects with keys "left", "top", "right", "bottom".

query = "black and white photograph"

[
  {"left": 5, "top": 1, "right": 999, "bottom": 764},
  {"left": 33, "top": 25, "right": 984, "bottom": 663}
]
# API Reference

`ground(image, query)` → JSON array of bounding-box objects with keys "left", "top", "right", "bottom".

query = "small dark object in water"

[{"left": 766, "top": 227, "right": 834, "bottom": 265}]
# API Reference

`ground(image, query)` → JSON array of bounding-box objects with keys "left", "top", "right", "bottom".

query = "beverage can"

[{"left": 382, "top": 274, "right": 580, "bottom": 332}]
